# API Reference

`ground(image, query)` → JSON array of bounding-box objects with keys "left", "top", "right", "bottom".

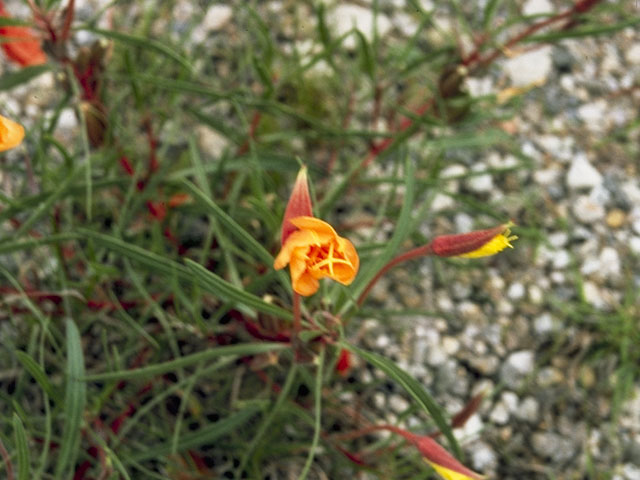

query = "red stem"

[{"left": 357, "top": 244, "right": 433, "bottom": 306}]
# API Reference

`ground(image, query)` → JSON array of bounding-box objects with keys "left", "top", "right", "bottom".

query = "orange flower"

[
  {"left": 0, "top": 114, "right": 24, "bottom": 152},
  {"left": 0, "top": 3, "right": 47, "bottom": 67},
  {"left": 274, "top": 216, "right": 359, "bottom": 296}
]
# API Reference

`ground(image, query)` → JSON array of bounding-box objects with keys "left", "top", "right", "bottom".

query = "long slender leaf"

[
  {"left": 184, "top": 259, "right": 292, "bottom": 320},
  {"left": 299, "top": 348, "right": 324, "bottom": 480},
  {"left": 344, "top": 342, "right": 461, "bottom": 458},
  {"left": 13, "top": 413, "right": 30, "bottom": 480},
  {"left": 341, "top": 154, "right": 416, "bottom": 313},
  {"left": 13, "top": 167, "right": 83, "bottom": 238},
  {"left": 15, "top": 351, "right": 61, "bottom": 403},
  {"left": 181, "top": 179, "right": 275, "bottom": 266},
  {"left": 54, "top": 319, "right": 87, "bottom": 478},
  {"left": 84, "top": 342, "right": 287, "bottom": 381},
  {"left": 0, "top": 64, "right": 49, "bottom": 91},
  {"left": 85, "top": 27, "right": 193, "bottom": 72},
  {"left": 130, "top": 404, "right": 262, "bottom": 462}
]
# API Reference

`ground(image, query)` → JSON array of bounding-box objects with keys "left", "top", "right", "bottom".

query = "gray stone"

[
  {"left": 567, "top": 154, "right": 603, "bottom": 189},
  {"left": 501, "top": 350, "right": 535, "bottom": 388},
  {"left": 505, "top": 46, "right": 552, "bottom": 87},
  {"left": 532, "top": 432, "right": 576, "bottom": 463},
  {"left": 573, "top": 195, "right": 606, "bottom": 223},
  {"left": 516, "top": 396, "right": 540, "bottom": 423},
  {"left": 471, "top": 442, "right": 498, "bottom": 471}
]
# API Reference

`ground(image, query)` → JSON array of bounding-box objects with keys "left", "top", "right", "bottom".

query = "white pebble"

[
  {"left": 505, "top": 46, "right": 552, "bottom": 87},
  {"left": 523, "top": 0, "right": 553, "bottom": 15},
  {"left": 566, "top": 154, "right": 602, "bottom": 189},
  {"left": 507, "top": 282, "right": 525, "bottom": 300},
  {"left": 572, "top": 195, "right": 605, "bottom": 224},
  {"left": 202, "top": 5, "right": 233, "bottom": 31}
]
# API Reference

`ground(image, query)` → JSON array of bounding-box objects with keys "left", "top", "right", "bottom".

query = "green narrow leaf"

[
  {"left": 341, "top": 154, "right": 416, "bottom": 313},
  {"left": 237, "top": 365, "right": 298, "bottom": 473},
  {"left": 181, "top": 179, "right": 275, "bottom": 266},
  {"left": 482, "top": 0, "right": 502, "bottom": 30},
  {"left": 84, "top": 342, "right": 287, "bottom": 381},
  {"left": 78, "top": 228, "right": 191, "bottom": 279},
  {"left": 85, "top": 27, "right": 193, "bottom": 72},
  {"left": 344, "top": 342, "right": 460, "bottom": 457},
  {"left": 77, "top": 230, "right": 292, "bottom": 320},
  {"left": 55, "top": 319, "right": 87, "bottom": 478},
  {"left": 12, "top": 167, "right": 83, "bottom": 238},
  {"left": 355, "top": 30, "right": 375, "bottom": 80},
  {"left": 130, "top": 404, "right": 262, "bottom": 462},
  {"left": 526, "top": 17, "right": 640, "bottom": 42},
  {"left": 299, "top": 347, "right": 325, "bottom": 480},
  {"left": 184, "top": 259, "right": 293, "bottom": 320},
  {"left": 15, "top": 351, "right": 61, "bottom": 403},
  {"left": 13, "top": 413, "right": 30, "bottom": 480},
  {"left": 0, "top": 64, "right": 50, "bottom": 91},
  {"left": 0, "top": 233, "right": 79, "bottom": 255}
]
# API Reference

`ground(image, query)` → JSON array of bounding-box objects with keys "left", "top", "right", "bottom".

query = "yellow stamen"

[{"left": 458, "top": 227, "right": 517, "bottom": 258}]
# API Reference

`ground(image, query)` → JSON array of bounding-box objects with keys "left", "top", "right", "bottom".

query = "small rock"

[
  {"left": 489, "top": 402, "right": 509, "bottom": 425},
  {"left": 625, "top": 43, "right": 640, "bottom": 65},
  {"left": 523, "top": 0, "right": 553, "bottom": 15},
  {"left": 505, "top": 46, "right": 552, "bottom": 86},
  {"left": 583, "top": 281, "right": 606, "bottom": 309},
  {"left": 573, "top": 195, "right": 605, "bottom": 224},
  {"left": 501, "top": 350, "right": 535, "bottom": 388},
  {"left": 516, "top": 396, "right": 540, "bottom": 423},
  {"left": 606, "top": 209, "right": 626, "bottom": 228},
  {"left": 578, "top": 100, "right": 608, "bottom": 132},
  {"left": 471, "top": 442, "right": 498, "bottom": 471},
  {"left": 468, "top": 355, "right": 499, "bottom": 375},
  {"left": 598, "top": 246, "right": 621, "bottom": 280},
  {"left": 196, "top": 125, "right": 229, "bottom": 158},
  {"left": 537, "top": 366, "right": 564, "bottom": 386},
  {"left": 532, "top": 432, "right": 576, "bottom": 463},
  {"left": 528, "top": 285, "right": 544, "bottom": 305},
  {"left": 507, "top": 282, "right": 525, "bottom": 301},
  {"left": 566, "top": 154, "right": 602, "bottom": 189},
  {"left": 534, "top": 313, "right": 554, "bottom": 335},
  {"left": 330, "top": 5, "right": 392, "bottom": 49},
  {"left": 466, "top": 165, "right": 494, "bottom": 193},
  {"left": 202, "top": 4, "right": 233, "bottom": 31},
  {"left": 551, "top": 249, "right": 571, "bottom": 269},
  {"left": 388, "top": 394, "right": 409, "bottom": 413},
  {"left": 501, "top": 391, "right": 519, "bottom": 413},
  {"left": 442, "top": 336, "right": 460, "bottom": 355},
  {"left": 621, "top": 464, "right": 640, "bottom": 480}
]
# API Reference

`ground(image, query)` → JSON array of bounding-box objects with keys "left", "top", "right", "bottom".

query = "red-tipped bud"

[
  {"left": 429, "top": 222, "right": 516, "bottom": 258},
  {"left": 384, "top": 426, "right": 483, "bottom": 480},
  {"left": 281, "top": 166, "right": 313, "bottom": 245},
  {"left": 335, "top": 348, "right": 351, "bottom": 376}
]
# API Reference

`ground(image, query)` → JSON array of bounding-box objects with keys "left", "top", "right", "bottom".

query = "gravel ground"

[{"left": 2, "top": 1, "right": 639, "bottom": 479}]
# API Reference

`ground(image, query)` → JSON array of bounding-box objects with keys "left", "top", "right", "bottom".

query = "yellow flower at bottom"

[
  {"left": 0, "top": 114, "right": 25, "bottom": 152},
  {"left": 274, "top": 216, "right": 359, "bottom": 296}
]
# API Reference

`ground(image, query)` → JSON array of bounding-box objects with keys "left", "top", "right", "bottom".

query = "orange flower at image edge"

[
  {"left": 0, "top": 1, "right": 47, "bottom": 67},
  {"left": 0, "top": 114, "right": 24, "bottom": 151},
  {"left": 274, "top": 216, "right": 359, "bottom": 296}
]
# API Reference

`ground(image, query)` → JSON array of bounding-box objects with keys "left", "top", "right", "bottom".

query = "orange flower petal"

[
  {"left": 274, "top": 216, "right": 358, "bottom": 296},
  {"left": 0, "top": 114, "right": 24, "bottom": 152}
]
